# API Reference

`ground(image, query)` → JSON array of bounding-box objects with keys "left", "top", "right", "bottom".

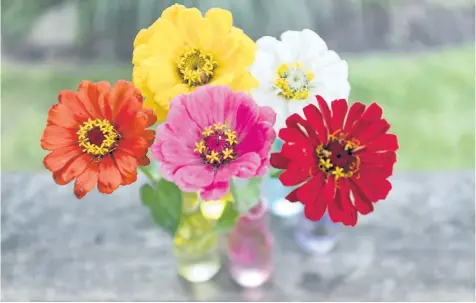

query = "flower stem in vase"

[
  {"left": 294, "top": 212, "right": 340, "bottom": 255},
  {"left": 173, "top": 196, "right": 221, "bottom": 283},
  {"left": 228, "top": 200, "right": 273, "bottom": 288},
  {"left": 266, "top": 139, "right": 303, "bottom": 217}
]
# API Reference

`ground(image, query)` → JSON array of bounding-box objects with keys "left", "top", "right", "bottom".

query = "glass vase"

[
  {"left": 266, "top": 139, "right": 303, "bottom": 217},
  {"left": 227, "top": 200, "right": 273, "bottom": 288},
  {"left": 173, "top": 195, "right": 221, "bottom": 283},
  {"left": 294, "top": 212, "right": 340, "bottom": 255}
]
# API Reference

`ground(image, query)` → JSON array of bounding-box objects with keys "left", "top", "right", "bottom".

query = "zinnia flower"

[
  {"left": 152, "top": 85, "right": 276, "bottom": 201},
  {"left": 132, "top": 4, "right": 258, "bottom": 122},
  {"left": 270, "top": 96, "right": 398, "bottom": 226},
  {"left": 250, "top": 29, "right": 350, "bottom": 131},
  {"left": 40, "top": 80, "right": 156, "bottom": 199}
]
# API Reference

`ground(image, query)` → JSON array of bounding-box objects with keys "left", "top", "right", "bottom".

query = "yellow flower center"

[
  {"left": 176, "top": 47, "right": 218, "bottom": 87},
  {"left": 315, "top": 131, "right": 360, "bottom": 181},
  {"left": 194, "top": 123, "right": 238, "bottom": 168},
  {"left": 274, "top": 62, "right": 314, "bottom": 100},
  {"left": 77, "top": 118, "right": 120, "bottom": 157}
]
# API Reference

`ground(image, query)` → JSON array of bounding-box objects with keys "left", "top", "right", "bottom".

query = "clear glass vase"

[
  {"left": 228, "top": 200, "right": 273, "bottom": 288},
  {"left": 266, "top": 139, "right": 303, "bottom": 217},
  {"left": 294, "top": 212, "right": 340, "bottom": 255},
  {"left": 173, "top": 195, "right": 221, "bottom": 283}
]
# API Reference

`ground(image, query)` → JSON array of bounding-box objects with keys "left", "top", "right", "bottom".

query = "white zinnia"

[{"left": 250, "top": 29, "right": 350, "bottom": 131}]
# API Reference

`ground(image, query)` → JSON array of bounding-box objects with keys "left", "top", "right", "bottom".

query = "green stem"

[
  {"left": 229, "top": 178, "right": 239, "bottom": 205},
  {"left": 139, "top": 165, "right": 157, "bottom": 184},
  {"left": 270, "top": 170, "right": 283, "bottom": 178}
]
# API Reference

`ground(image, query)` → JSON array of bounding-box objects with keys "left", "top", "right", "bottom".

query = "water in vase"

[
  {"left": 294, "top": 212, "right": 339, "bottom": 255},
  {"left": 228, "top": 200, "right": 273, "bottom": 288},
  {"left": 174, "top": 194, "right": 221, "bottom": 283}
]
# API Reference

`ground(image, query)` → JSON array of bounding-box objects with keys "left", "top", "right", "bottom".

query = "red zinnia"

[
  {"left": 270, "top": 96, "right": 398, "bottom": 226},
  {"left": 40, "top": 80, "right": 156, "bottom": 199}
]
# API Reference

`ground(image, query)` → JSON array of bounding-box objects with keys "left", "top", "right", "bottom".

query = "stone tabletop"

[{"left": 1, "top": 172, "right": 475, "bottom": 301}]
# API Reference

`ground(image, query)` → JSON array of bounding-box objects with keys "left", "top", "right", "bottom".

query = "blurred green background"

[{"left": 1, "top": 0, "right": 475, "bottom": 172}]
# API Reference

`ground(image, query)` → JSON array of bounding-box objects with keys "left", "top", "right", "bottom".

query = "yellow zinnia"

[{"left": 132, "top": 4, "right": 259, "bottom": 122}]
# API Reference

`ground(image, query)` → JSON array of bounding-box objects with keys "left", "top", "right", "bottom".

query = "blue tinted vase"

[
  {"left": 266, "top": 139, "right": 303, "bottom": 217},
  {"left": 294, "top": 212, "right": 340, "bottom": 255}
]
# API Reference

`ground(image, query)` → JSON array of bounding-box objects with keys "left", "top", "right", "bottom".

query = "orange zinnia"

[{"left": 40, "top": 80, "right": 156, "bottom": 199}]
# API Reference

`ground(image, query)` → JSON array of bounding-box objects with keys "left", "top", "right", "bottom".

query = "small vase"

[
  {"left": 266, "top": 139, "right": 303, "bottom": 217},
  {"left": 294, "top": 212, "right": 340, "bottom": 255},
  {"left": 173, "top": 199, "right": 221, "bottom": 283},
  {"left": 227, "top": 200, "right": 273, "bottom": 288}
]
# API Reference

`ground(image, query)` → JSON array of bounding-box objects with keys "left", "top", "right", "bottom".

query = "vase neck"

[{"left": 236, "top": 200, "right": 269, "bottom": 232}]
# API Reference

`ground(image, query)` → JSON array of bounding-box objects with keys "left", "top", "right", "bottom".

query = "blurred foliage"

[
  {"left": 1, "top": 0, "right": 63, "bottom": 40},
  {"left": 1, "top": 0, "right": 474, "bottom": 58}
]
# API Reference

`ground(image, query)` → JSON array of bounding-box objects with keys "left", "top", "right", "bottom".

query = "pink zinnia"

[{"left": 152, "top": 86, "right": 276, "bottom": 200}]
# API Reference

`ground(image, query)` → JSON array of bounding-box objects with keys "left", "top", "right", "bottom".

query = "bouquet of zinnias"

[{"left": 40, "top": 4, "right": 398, "bottom": 286}]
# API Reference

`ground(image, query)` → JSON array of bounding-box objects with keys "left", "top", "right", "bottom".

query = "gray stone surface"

[{"left": 1, "top": 172, "right": 475, "bottom": 301}]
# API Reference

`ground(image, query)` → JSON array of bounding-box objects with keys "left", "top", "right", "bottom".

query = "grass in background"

[{"left": 1, "top": 46, "right": 474, "bottom": 172}]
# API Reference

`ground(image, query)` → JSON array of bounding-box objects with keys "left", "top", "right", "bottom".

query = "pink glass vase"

[{"left": 227, "top": 200, "right": 273, "bottom": 288}]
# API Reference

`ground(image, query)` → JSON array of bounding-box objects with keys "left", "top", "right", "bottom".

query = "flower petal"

[
  {"left": 300, "top": 175, "right": 327, "bottom": 221},
  {"left": 338, "top": 179, "right": 358, "bottom": 226},
  {"left": 234, "top": 152, "right": 261, "bottom": 179},
  {"left": 43, "top": 145, "right": 83, "bottom": 172},
  {"left": 279, "top": 167, "right": 309, "bottom": 186},
  {"left": 152, "top": 127, "right": 201, "bottom": 166},
  {"left": 114, "top": 96, "right": 142, "bottom": 135},
  {"left": 77, "top": 80, "right": 103, "bottom": 118},
  {"left": 280, "top": 30, "right": 303, "bottom": 61},
  {"left": 236, "top": 121, "right": 275, "bottom": 157},
  {"left": 316, "top": 95, "right": 332, "bottom": 131},
  {"left": 278, "top": 126, "right": 311, "bottom": 148},
  {"left": 296, "top": 175, "right": 323, "bottom": 205},
  {"left": 303, "top": 104, "right": 327, "bottom": 144},
  {"left": 142, "top": 129, "right": 156, "bottom": 146},
  {"left": 97, "top": 91, "right": 113, "bottom": 121},
  {"left": 285, "top": 187, "right": 300, "bottom": 202},
  {"left": 363, "top": 134, "right": 399, "bottom": 153},
  {"left": 280, "top": 141, "right": 314, "bottom": 166},
  {"left": 74, "top": 160, "right": 100, "bottom": 199},
  {"left": 343, "top": 102, "right": 365, "bottom": 134},
  {"left": 118, "top": 136, "right": 149, "bottom": 158},
  {"left": 179, "top": 87, "right": 216, "bottom": 129},
  {"left": 205, "top": 8, "right": 233, "bottom": 48},
  {"left": 355, "top": 119, "right": 390, "bottom": 145},
  {"left": 53, "top": 153, "right": 92, "bottom": 186},
  {"left": 175, "top": 165, "right": 214, "bottom": 190},
  {"left": 270, "top": 152, "right": 290, "bottom": 169},
  {"left": 113, "top": 150, "right": 138, "bottom": 186},
  {"left": 330, "top": 98, "right": 348, "bottom": 132},
  {"left": 300, "top": 29, "right": 328, "bottom": 57},
  {"left": 348, "top": 103, "right": 383, "bottom": 138},
  {"left": 58, "top": 90, "right": 90, "bottom": 121},
  {"left": 229, "top": 92, "right": 261, "bottom": 140},
  {"left": 110, "top": 80, "right": 140, "bottom": 117},
  {"left": 98, "top": 155, "right": 122, "bottom": 194},
  {"left": 285, "top": 113, "right": 318, "bottom": 146},
  {"left": 257, "top": 106, "right": 276, "bottom": 125},
  {"left": 177, "top": 7, "right": 202, "bottom": 46},
  {"left": 138, "top": 156, "right": 150, "bottom": 167},
  {"left": 358, "top": 151, "right": 397, "bottom": 166},
  {"left": 200, "top": 181, "right": 230, "bottom": 201},
  {"left": 41, "top": 126, "right": 77, "bottom": 151},
  {"left": 46, "top": 103, "right": 79, "bottom": 129},
  {"left": 354, "top": 174, "right": 392, "bottom": 202},
  {"left": 349, "top": 181, "right": 374, "bottom": 215}
]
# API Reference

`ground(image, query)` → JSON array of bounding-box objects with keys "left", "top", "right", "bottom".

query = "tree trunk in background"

[
  {"left": 330, "top": 0, "right": 364, "bottom": 52},
  {"left": 362, "top": 0, "right": 391, "bottom": 51}
]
